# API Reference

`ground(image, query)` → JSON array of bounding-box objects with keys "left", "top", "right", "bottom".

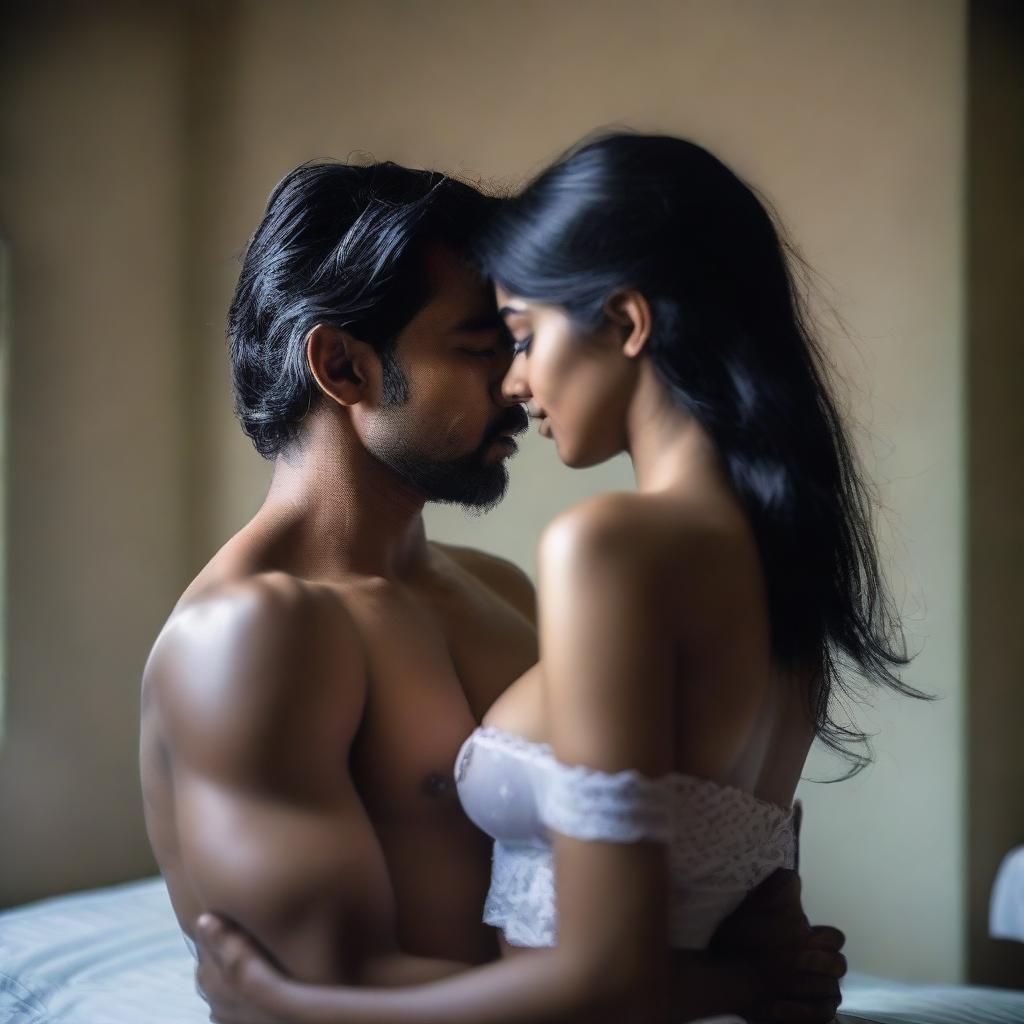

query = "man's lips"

[
  {"left": 487, "top": 403, "right": 550, "bottom": 447},
  {"left": 490, "top": 406, "right": 530, "bottom": 444}
]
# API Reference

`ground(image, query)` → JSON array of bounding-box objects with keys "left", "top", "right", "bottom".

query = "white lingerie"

[{"left": 454, "top": 725, "right": 797, "bottom": 950}]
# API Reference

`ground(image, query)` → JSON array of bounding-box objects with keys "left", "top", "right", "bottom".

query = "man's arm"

[{"left": 153, "top": 572, "right": 409, "bottom": 984}]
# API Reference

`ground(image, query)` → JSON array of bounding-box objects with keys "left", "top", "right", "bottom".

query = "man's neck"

[{"left": 256, "top": 420, "right": 433, "bottom": 582}]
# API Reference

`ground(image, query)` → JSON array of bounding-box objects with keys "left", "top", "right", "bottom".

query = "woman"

[{"left": 194, "top": 132, "right": 919, "bottom": 1023}]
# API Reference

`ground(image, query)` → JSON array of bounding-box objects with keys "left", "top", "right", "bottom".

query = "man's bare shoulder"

[
  {"left": 431, "top": 542, "right": 536, "bottom": 623},
  {"left": 146, "top": 571, "right": 368, "bottom": 786}
]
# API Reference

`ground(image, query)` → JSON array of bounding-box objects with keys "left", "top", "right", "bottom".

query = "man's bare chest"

[{"left": 346, "top": 579, "right": 537, "bottom": 822}]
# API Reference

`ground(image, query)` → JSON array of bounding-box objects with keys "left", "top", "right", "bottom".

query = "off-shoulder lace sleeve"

[{"left": 538, "top": 757, "right": 673, "bottom": 843}]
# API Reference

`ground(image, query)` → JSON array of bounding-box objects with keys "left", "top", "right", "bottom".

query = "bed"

[{"left": 2, "top": 877, "right": 1022, "bottom": 1024}]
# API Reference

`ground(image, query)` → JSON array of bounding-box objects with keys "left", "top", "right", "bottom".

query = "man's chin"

[
  {"left": 426, "top": 463, "right": 509, "bottom": 513},
  {"left": 373, "top": 443, "right": 510, "bottom": 513}
]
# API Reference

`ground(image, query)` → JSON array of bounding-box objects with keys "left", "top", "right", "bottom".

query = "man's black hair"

[{"left": 228, "top": 161, "right": 498, "bottom": 458}]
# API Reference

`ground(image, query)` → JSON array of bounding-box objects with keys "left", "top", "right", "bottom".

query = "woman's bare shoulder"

[{"left": 539, "top": 489, "right": 748, "bottom": 582}]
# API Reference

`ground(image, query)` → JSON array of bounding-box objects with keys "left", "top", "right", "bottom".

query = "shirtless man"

[{"left": 140, "top": 160, "right": 845, "bottom": 1021}]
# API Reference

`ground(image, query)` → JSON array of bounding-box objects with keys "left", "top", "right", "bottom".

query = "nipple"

[{"left": 422, "top": 771, "right": 455, "bottom": 797}]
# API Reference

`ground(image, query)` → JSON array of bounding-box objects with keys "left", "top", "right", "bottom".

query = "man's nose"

[{"left": 500, "top": 352, "right": 531, "bottom": 406}]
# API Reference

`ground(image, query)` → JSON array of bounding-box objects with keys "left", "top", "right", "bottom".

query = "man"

[{"left": 140, "top": 160, "right": 844, "bottom": 1020}]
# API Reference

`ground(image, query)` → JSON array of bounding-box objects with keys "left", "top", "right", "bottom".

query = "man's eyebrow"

[{"left": 452, "top": 311, "right": 505, "bottom": 332}]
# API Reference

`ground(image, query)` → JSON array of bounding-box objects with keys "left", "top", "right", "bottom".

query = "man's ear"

[
  {"left": 603, "top": 289, "right": 652, "bottom": 359},
  {"left": 305, "top": 324, "right": 374, "bottom": 406}
]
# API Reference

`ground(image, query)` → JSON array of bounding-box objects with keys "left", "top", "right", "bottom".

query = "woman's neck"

[{"left": 624, "top": 361, "right": 724, "bottom": 496}]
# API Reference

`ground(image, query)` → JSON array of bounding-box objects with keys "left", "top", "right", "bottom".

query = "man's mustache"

[{"left": 484, "top": 404, "right": 530, "bottom": 445}]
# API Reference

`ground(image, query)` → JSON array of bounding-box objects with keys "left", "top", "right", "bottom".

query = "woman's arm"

[
  {"left": 531, "top": 496, "right": 678, "bottom": 1016},
  {"left": 194, "top": 900, "right": 845, "bottom": 1024},
  {"left": 196, "top": 918, "right": 649, "bottom": 1024}
]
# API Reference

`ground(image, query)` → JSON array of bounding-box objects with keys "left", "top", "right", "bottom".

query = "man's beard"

[
  {"left": 365, "top": 355, "right": 529, "bottom": 513},
  {"left": 372, "top": 435, "right": 510, "bottom": 513}
]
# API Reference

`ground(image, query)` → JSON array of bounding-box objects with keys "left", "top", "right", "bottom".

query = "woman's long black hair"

[{"left": 475, "top": 132, "right": 927, "bottom": 776}]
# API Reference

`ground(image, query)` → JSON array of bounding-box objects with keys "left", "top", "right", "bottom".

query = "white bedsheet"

[
  {"left": 1, "top": 877, "right": 1022, "bottom": 1024},
  {"left": 0, "top": 878, "right": 205, "bottom": 1024}
]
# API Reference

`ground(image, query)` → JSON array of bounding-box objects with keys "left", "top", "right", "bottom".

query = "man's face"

[{"left": 359, "top": 245, "right": 528, "bottom": 511}]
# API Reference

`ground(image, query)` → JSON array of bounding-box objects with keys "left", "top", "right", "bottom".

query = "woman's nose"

[{"left": 501, "top": 352, "right": 531, "bottom": 404}]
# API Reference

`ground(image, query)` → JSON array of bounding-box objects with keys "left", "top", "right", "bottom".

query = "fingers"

[
  {"left": 807, "top": 925, "right": 846, "bottom": 951},
  {"left": 796, "top": 948, "right": 847, "bottom": 978},
  {"left": 195, "top": 915, "right": 250, "bottom": 989},
  {"left": 196, "top": 912, "right": 226, "bottom": 944},
  {"left": 197, "top": 959, "right": 231, "bottom": 1000},
  {"left": 202, "top": 929, "right": 250, "bottom": 985},
  {"left": 197, "top": 958, "right": 249, "bottom": 1024},
  {"left": 194, "top": 913, "right": 224, "bottom": 965},
  {"left": 784, "top": 972, "right": 842, "bottom": 999},
  {"left": 714, "top": 911, "right": 810, "bottom": 952},
  {"left": 767, "top": 946, "right": 844, "bottom": 1024}
]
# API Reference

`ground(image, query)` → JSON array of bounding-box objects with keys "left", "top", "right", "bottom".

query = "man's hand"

[{"left": 708, "top": 869, "right": 846, "bottom": 1023}]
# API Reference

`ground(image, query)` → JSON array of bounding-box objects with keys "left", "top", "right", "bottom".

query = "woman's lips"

[{"left": 538, "top": 417, "right": 552, "bottom": 438}]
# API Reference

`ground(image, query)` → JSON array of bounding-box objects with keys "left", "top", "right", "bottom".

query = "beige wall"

[
  {"left": 0, "top": 4, "right": 190, "bottom": 901},
  {"left": 1, "top": 0, "right": 972, "bottom": 985}
]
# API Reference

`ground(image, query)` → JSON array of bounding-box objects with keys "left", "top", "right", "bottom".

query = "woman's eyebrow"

[{"left": 498, "top": 305, "right": 526, "bottom": 319}]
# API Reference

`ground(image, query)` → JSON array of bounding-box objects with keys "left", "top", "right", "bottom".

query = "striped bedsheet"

[{"left": 1, "top": 877, "right": 1022, "bottom": 1024}]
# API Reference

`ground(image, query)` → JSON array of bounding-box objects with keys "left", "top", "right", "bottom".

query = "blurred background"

[{"left": 0, "top": 0, "right": 1020, "bottom": 992}]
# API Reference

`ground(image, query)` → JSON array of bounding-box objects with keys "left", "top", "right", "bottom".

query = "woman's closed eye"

[
  {"left": 460, "top": 347, "right": 500, "bottom": 360},
  {"left": 511, "top": 334, "right": 533, "bottom": 357}
]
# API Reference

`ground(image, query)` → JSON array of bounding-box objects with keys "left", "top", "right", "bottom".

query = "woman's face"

[{"left": 496, "top": 285, "right": 637, "bottom": 468}]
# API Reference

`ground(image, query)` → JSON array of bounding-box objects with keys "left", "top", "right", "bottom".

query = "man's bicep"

[
  {"left": 175, "top": 770, "right": 398, "bottom": 983},
  {"left": 158, "top": 579, "right": 395, "bottom": 983}
]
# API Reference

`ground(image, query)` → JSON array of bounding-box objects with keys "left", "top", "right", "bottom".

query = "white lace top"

[{"left": 454, "top": 726, "right": 796, "bottom": 949}]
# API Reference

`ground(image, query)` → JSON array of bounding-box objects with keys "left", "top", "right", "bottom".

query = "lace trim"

[
  {"left": 483, "top": 842, "right": 557, "bottom": 947},
  {"left": 484, "top": 833, "right": 796, "bottom": 950},
  {"left": 471, "top": 725, "right": 794, "bottom": 822},
  {"left": 467, "top": 726, "right": 797, "bottom": 949},
  {"left": 541, "top": 759, "right": 673, "bottom": 842},
  {"left": 470, "top": 726, "right": 557, "bottom": 766}
]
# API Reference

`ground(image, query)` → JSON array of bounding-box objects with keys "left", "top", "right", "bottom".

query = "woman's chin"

[{"left": 554, "top": 437, "right": 618, "bottom": 470}]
